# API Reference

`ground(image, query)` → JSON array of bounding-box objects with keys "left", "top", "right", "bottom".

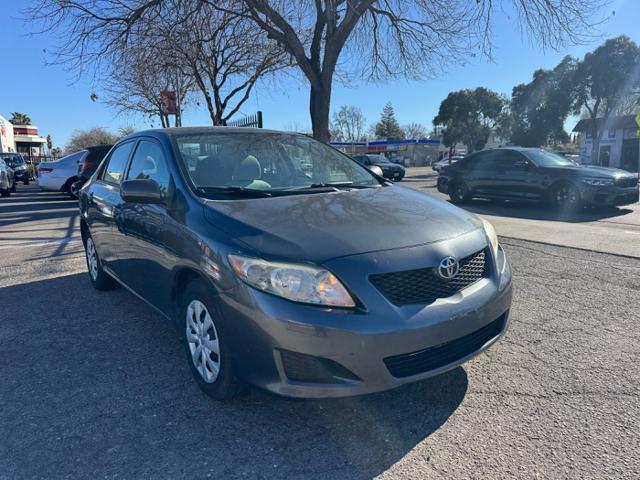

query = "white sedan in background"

[{"left": 36, "top": 151, "right": 85, "bottom": 194}]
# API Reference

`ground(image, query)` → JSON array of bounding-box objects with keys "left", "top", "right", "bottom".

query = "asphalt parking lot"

[{"left": 1, "top": 183, "right": 639, "bottom": 479}]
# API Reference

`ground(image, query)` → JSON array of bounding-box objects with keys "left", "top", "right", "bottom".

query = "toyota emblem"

[{"left": 437, "top": 256, "right": 459, "bottom": 280}]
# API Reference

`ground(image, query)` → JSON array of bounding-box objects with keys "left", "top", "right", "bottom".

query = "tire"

[
  {"left": 0, "top": 189, "right": 9, "bottom": 197},
  {"left": 84, "top": 234, "right": 118, "bottom": 291},
  {"left": 10, "top": 181, "right": 16, "bottom": 193},
  {"left": 64, "top": 177, "right": 79, "bottom": 199},
  {"left": 69, "top": 181, "right": 81, "bottom": 199},
  {"left": 548, "top": 182, "right": 581, "bottom": 210},
  {"left": 179, "top": 280, "right": 242, "bottom": 401},
  {"left": 449, "top": 181, "right": 471, "bottom": 205}
]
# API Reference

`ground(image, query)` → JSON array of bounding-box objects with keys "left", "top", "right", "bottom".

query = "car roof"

[{"left": 123, "top": 127, "right": 297, "bottom": 141}]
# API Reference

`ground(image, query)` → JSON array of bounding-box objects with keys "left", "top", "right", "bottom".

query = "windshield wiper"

[
  {"left": 292, "top": 182, "right": 378, "bottom": 190},
  {"left": 197, "top": 186, "right": 273, "bottom": 197}
]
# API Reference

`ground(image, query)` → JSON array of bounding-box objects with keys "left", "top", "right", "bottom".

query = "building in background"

[
  {"left": 0, "top": 115, "right": 15, "bottom": 152},
  {"left": 572, "top": 115, "right": 639, "bottom": 173},
  {"left": 12, "top": 124, "right": 47, "bottom": 158},
  {"left": 0, "top": 114, "right": 47, "bottom": 159},
  {"left": 331, "top": 139, "right": 442, "bottom": 166}
]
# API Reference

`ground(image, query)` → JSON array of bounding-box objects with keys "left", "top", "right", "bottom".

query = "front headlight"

[
  {"left": 228, "top": 254, "right": 355, "bottom": 307},
  {"left": 481, "top": 218, "right": 499, "bottom": 259},
  {"left": 582, "top": 177, "right": 614, "bottom": 187}
]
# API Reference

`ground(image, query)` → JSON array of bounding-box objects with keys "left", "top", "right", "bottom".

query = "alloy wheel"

[
  {"left": 186, "top": 300, "right": 221, "bottom": 383},
  {"left": 86, "top": 237, "right": 99, "bottom": 281},
  {"left": 555, "top": 184, "right": 578, "bottom": 206}
]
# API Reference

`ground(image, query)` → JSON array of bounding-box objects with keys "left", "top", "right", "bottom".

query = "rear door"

[
  {"left": 112, "top": 138, "right": 174, "bottom": 311},
  {"left": 85, "top": 141, "right": 135, "bottom": 267},
  {"left": 462, "top": 151, "right": 499, "bottom": 195}
]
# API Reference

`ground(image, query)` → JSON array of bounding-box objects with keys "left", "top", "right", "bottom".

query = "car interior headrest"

[{"left": 234, "top": 155, "right": 261, "bottom": 182}]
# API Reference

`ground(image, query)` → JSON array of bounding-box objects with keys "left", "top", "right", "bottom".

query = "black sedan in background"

[
  {"left": 437, "top": 147, "right": 639, "bottom": 209},
  {"left": 352, "top": 154, "right": 405, "bottom": 181},
  {"left": 0, "top": 153, "right": 29, "bottom": 184},
  {"left": 70, "top": 144, "right": 114, "bottom": 198}
]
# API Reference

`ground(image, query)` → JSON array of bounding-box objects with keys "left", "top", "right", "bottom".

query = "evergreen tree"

[{"left": 375, "top": 103, "right": 404, "bottom": 140}]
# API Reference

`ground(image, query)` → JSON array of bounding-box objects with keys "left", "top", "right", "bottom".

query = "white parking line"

[{"left": 0, "top": 236, "right": 82, "bottom": 250}]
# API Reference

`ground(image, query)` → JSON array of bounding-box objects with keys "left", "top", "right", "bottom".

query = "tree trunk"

[
  {"left": 590, "top": 124, "right": 600, "bottom": 165},
  {"left": 309, "top": 80, "right": 332, "bottom": 143}
]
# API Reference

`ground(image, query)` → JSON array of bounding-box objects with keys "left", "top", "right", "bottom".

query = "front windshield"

[
  {"left": 174, "top": 132, "right": 379, "bottom": 193},
  {"left": 369, "top": 155, "right": 391, "bottom": 165},
  {"left": 524, "top": 150, "right": 575, "bottom": 167},
  {"left": 0, "top": 154, "right": 23, "bottom": 168}
]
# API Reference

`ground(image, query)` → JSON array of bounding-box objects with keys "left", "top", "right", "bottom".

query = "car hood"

[
  {"left": 543, "top": 165, "right": 634, "bottom": 178},
  {"left": 202, "top": 186, "right": 482, "bottom": 264},
  {"left": 376, "top": 163, "right": 403, "bottom": 170}
]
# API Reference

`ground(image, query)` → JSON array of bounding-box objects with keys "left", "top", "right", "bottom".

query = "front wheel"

[
  {"left": 84, "top": 234, "right": 118, "bottom": 290},
  {"left": 10, "top": 181, "right": 16, "bottom": 193},
  {"left": 449, "top": 181, "right": 471, "bottom": 204},
  {"left": 179, "top": 281, "right": 242, "bottom": 401},
  {"left": 549, "top": 182, "right": 581, "bottom": 210},
  {"left": 0, "top": 188, "right": 10, "bottom": 197}
]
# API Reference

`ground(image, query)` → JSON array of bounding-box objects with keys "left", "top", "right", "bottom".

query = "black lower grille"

[
  {"left": 615, "top": 176, "right": 638, "bottom": 188},
  {"left": 279, "top": 350, "right": 360, "bottom": 384},
  {"left": 369, "top": 249, "right": 488, "bottom": 306},
  {"left": 384, "top": 313, "right": 507, "bottom": 378}
]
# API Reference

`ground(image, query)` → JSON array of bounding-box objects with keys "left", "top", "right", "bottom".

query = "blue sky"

[{"left": 2, "top": 0, "right": 639, "bottom": 150}]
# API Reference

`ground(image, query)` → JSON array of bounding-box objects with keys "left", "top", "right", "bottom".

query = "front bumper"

[
  {"left": 382, "top": 169, "right": 405, "bottom": 180},
  {"left": 13, "top": 170, "right": 29, "bottom": 182},
  {"left": 217, "top": 231, "right": 513, "bottom": 398},
  {"left": 581, "top": 184, "right": 639, "bottom": 206}
]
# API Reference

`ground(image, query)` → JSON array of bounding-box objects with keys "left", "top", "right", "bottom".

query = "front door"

[
  {"left": 621, "top": 138, "right": 639, "bottom": 173},
  {"left": 112, "top": 138, "right": 174, "bottom": 312},
  {"left": 599, "top": 145, "right": 611, "bottom": 167},
  {"left": 493, "top": 150, "right": 542, "bottom": 200}
]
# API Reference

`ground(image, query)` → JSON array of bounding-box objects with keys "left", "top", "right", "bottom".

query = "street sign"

[{"left": 160, "top": 91, "right": 177, "bottom": 115}]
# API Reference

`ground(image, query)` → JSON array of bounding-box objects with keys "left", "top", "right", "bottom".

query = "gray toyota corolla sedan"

[{"left": 79, "top": 127, "right": 512, "bottom": 400}]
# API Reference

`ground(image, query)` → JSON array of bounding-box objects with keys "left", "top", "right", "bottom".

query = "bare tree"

[
  {"left": 160, "top": 2, "right": 287, "bottom": 126},
  {"left": 104, "top": 42, "right": 193, "bottom": 128},
  {"left": 402, "top": 122, "right": 428, "bottom": 140},
  {"left": 64, "top": 127, "right": 118, "bottom": 154},
  {"left": 330, "top": 105, "right": 366, "bottom": 142},
  {"left": 31, "top": 0, "right": 610, "bottom": 141}
]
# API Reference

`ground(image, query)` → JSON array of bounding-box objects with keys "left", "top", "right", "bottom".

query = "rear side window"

[
  {"left": 126, "top": 140, "right": 171, "bottom": 196},
  {"left": 101, "top": 142, "right": 134, "bottom": 184}
]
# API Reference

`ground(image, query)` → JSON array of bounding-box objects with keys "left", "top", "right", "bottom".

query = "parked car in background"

[
  {"left": 36, "top": 151, "right": 85, "bottom": 196},
  {"left": 79, "top": 127, "right": 512, "bottom": 400},
  {"left": 437, "top": 147, "right": 639, "bottom": 209},
  {"left": 0, "top": 159, "right": 16, "bottom": 197},
  {"left": 70, "top": 144, "right": 113, "bottom": 198},
  {"left": 433, "top": 156, "right": 464, "bottom": 173},
  {"left": 0, "top": 153, "right": 29, "bottom": 184},
  {"left": 352, "top": 154, "right": 405, "bottom": 181}
]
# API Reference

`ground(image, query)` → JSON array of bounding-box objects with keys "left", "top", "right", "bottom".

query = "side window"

[
  {"left": 101, "top": 142, "right": 134, "bottom": 184},
  {"left": 126, "top": 140, "right": 170, "bottom": 196},
  {"left": 467, "top": 151, "right": 493, "bottom": 171},
  {"left": 499, "top": 151, "right": 529, "bottom": 172}
]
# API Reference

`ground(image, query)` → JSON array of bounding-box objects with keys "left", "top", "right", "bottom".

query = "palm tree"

[{"left": 9, "top": 112, "right": 32, "bottom": 125}]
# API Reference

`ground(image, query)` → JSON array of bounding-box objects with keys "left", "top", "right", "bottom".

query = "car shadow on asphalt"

[
  {"left": 452, "top": 199, "right": 634, "bottom": 223},
  {"left": 0, "top": 188, "right": 78, "bottom": 229},
  {"left": 1, "top": 272, "right": 468, "bottom": 479}
]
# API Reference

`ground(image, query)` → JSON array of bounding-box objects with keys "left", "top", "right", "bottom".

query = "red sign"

[{"left": 160, "top": 90, "right": 177, "bottom": 115}]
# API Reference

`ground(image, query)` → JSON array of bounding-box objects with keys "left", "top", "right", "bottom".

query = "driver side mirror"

[
  {"left": 369, "top": 165, "right": 384, "bottom": 177},
  {"left": 120, "top": 179, "right": 163, "bottom": 204}
]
